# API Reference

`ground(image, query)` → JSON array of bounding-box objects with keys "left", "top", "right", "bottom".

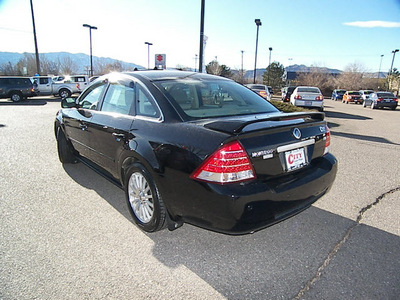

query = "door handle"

[
  {"left": 112, "top": 133, "right": 125, "bottom": 138},
  {"left": 79, "top": 123, "right": 87, "bottom": 130}
]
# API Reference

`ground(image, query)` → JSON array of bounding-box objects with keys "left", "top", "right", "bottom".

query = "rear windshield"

[
  {"left": 377, "top": 92, "right": 395, "bottom": 98},
  {"left": 155, "top": 79, "right": 279, "bottom": 119},
  {"left": 250, "top": 85, "right": 266, "bottom": 90},
  {"left": 297, "top": 87, "right": 321, "bottom": 93},
  {"left": 349, "top": 91, "right": 360, "bottom": 95}
]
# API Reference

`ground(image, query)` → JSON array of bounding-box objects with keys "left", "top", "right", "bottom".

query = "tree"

[
  {"left": 14, "top": 53, "right": 37, "bottom": 75},
  {"left": 40, "top": 55, "right": 60, "bottom": 75},
  {"left": 296, "top": 66, "right": 336, "bottom": 95},
  {"left": 59, "top": 56, "right": 79, "bottom": 75},
  {"left": 388, "top": 68, "right": 400, "bottom": 95},
  {"left": 0, "top": 62, "right": 17, "bottom": 75},
  {"left": 206, "top": 60, "right": 232, "bottom": 78},
  {"left": 96, "top": 60, "right": 123, "bottom": 75},
  {"left": 263, "top": 62, "right": 284, "bottom": 89},
  {"left": 336, "top": 62, "right": 366, "bottom": 91}
]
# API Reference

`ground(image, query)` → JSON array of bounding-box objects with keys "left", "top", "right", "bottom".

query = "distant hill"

[
  {"left": 243, "top": 64, "right": 386, "bottom": 81},
  {"left": 0, "top": 51, "right": 144, "bottom": 73}
]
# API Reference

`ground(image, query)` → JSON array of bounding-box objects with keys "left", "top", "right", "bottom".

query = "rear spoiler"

[{"left": 204, "top": 112, "right": 325, "bottom": 134}]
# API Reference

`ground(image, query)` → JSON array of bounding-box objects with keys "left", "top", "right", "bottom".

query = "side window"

[
  {"left": 79, "top": 83, "right": 106, "bottom": 110},
  {"left": 39, "top": 78, "right": 49, "bottom": 84},
  {"left": 101, "top": 83, "right": 134, "bottom": 115},
  {"left": 136, "top": 85, "right": 160, "bottom": 118}
]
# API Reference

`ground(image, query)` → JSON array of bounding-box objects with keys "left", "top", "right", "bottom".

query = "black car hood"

[{"left": 195, "top": 112, "right": 325, "bottom": 134}]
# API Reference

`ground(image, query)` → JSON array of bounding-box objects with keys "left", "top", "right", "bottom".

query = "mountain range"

[{"left": 0, "top": 51, "right": 144, "bottom": 73}]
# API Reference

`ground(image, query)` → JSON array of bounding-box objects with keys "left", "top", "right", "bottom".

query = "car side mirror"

[{"left": 61, "top": 97, "right": 79, "bottom": 108}]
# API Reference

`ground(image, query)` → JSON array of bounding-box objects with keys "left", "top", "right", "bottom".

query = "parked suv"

[
  {"left": 331, "top": 89, "right": 346, "bottom": 101},
  {"left": 0, "top": 76, "right": 37, "bottom": 102}
]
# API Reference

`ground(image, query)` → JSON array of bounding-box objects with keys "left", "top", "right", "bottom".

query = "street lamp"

[
  {"left": 83, "top": 24, "right": 97, "bottom": 77},
  {"left": 377, "top": 54, "right": 384, "bottom": 88},
  {"left": 241, "top": 50, "right": 244, "bottom": 83},
  {"left": 268, "top": 47, "right": 273, "bottom": 85},
  {"left": 198, "top": 0, "right": 205, "bottom": 73},
  {"left": 268, "top": 47, "right": 273, "bottom": 66},
  {"left": 30, "top": 0, "right": 40, "bottom": 75},
  {"left": 145, "top": 42, "right": 153, "bottom": 69},
  {"left": 253, "top": 19, "right": 262, "bottom": 84},
  {"left": 389, "top": 49, "right": 399, "bottom": 75}
]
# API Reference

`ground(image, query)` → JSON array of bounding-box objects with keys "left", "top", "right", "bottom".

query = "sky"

[{"left": 0, "top": 0, "right": 399, "bottom": 72}]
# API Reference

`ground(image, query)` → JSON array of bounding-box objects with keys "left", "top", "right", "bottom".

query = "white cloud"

[{"left": 344, "top": 21, "right": 400, "bottom": 28}]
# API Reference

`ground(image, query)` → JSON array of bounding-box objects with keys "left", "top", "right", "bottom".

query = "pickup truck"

[
  {"left": 32, "top": 75, "right": 88, "bottom": 98},
  {"left": 53, "top": 75, "right": 90, "bottom": 92}
]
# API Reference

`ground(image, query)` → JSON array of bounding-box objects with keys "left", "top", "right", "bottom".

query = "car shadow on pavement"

[
  {"left": 149, "top": 208, "right": 400, "bottom": 299},
  {"left": 0, "top": 97, "right": 61, "bottom": 106},
  {"left": 62, "top": 162, "right": 400, "bottom": 299},
  {"left": 331, "top": 131, "right": 400, "bottom": 146},
  {"left": 324, "top": 111, "right": 372, "bottom": 120}
]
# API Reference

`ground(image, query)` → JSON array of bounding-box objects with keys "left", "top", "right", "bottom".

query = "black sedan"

[
  {"left": 363, "top": 92, "right": 398, "bottom": 110},
  {"left": 55, "top": 71, "right": 337, "bottom": 234}
]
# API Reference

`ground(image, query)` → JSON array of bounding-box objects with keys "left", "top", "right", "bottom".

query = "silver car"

[
  {"left": 359, "top": 90, "right": 374, "bottom": 102},
  {"left": 245, "top": 84, "right": 271, "bottom": 101},
  {"left": 290, "top": 86, "right": 324, "bottom": 111}
]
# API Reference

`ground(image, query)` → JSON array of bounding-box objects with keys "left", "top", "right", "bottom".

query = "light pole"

[
  {"left": 30, "top": 0, "right": 40, "bottom": 75},
  {"left": 389, "top": 49, "right": 399, "bottom": 75},
  {"left": 199, "top": 0, "right": 205, "bottom": 73},
  {"left": 83, "top": 24, "right": 97, "bottom": 77},
  {"left": 378, "top": 54, "right": 384, "bottom": 88},
  {"left": 144, "top": 42, "right": 153, "bottom": 69},
  {"left": 268, "top": 47, "right": 273, "bottom": 85},
  {"left": 241, "top": 50, "right": 244, "bottom": 83},
  {"left": 194, "top": 54, "right": 198, "bottom": 72},
  {"left": 253, "top": 19, "right": 262, "bottom": 84}
]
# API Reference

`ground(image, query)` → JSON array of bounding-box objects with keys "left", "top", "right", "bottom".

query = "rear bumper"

[
  {"left": 294, "top": 99, "right": 324, "bottom": 108},
  {"left": 164, "top": 153, "right": 338, "bottom": 235},
  {"left": 375, "top": 102, "right": 397, "bottom": 109}
]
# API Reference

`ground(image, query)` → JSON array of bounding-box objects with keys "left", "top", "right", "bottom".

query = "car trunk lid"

[{"left": 200, "top": 112, "right": 329, "bottom": 177}]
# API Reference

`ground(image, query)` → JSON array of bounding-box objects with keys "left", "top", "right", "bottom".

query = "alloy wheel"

[{"left": 128, "top": 172, "right": 154, "bottom": 223}]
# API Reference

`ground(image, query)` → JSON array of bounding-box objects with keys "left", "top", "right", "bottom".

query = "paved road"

[{"left": 0, "top": 97, "right": 399, "bottom": 299}]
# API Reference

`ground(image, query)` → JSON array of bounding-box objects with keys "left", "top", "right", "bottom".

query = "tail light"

[
  {"left": 294, "top": 94, "right": 302, "bottom": 100},
  {"left": 76, "top": 83, "right": 80, "bottom": 90},
  {"left": 190, "top": 141, "right": 256, "bottom": 184},
  {"left": 377, "top": 98, "right": 383, "bottom": 102},
  {"left": 258, "top": 90, "right": 267, "bottom": 98},
  {"left": 394, "top": 98, "right": 398, "bottom": 102},
  {"left": 324, "top": 125, "right": 330, "bottom": 155},
  {"left": 315, "top": 95, "right": 324, "bottom": 101}
]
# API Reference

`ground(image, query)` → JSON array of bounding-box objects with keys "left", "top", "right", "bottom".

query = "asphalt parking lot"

[{"left": 1, "top": 97, "right": 399, "bottom": 299}]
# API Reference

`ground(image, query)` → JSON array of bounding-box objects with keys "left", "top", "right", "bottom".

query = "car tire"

[
  {"left": 59, "top": 89, "right": 71, "bottom": 99},
  {"left": 125, "top": 164, "right": 167, "bottom": 232},
  {"left": 57, "top": 128, "right": 77, "bottom": 164},
  {"left": 10, "top": 92, "right": 23, "bottom": 102}
]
